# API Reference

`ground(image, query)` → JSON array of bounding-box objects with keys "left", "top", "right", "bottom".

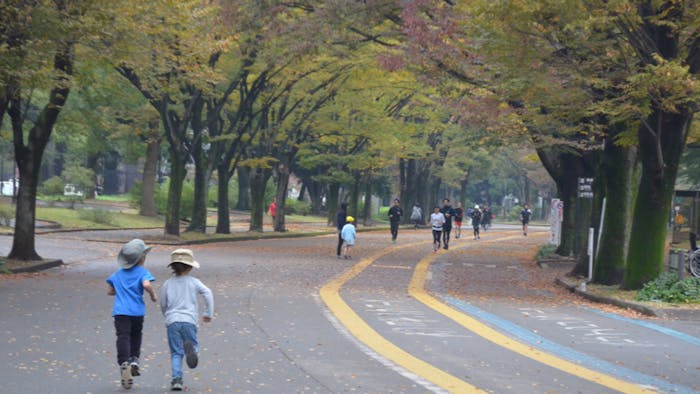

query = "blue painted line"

[
  {"left": 584, "top": 306, "right": 700, "bottom": 347},
  {"left": 442, "top": 296, "right": 697, "bottom": 394}
]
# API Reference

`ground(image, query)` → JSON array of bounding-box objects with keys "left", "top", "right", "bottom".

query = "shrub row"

[{"left": 636, "top": 273, "right": 700, "bottom": 303}]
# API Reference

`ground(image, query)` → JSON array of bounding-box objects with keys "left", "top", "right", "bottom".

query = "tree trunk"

[
  {"left": 249, "top": 167, "right": 271, "bottom": 232},
  {"left": 165, "top": 151, "right": 185, "bottom": 236},
  {"left": 594, "top": 140, "right": 638, "bottom": 284},
  {"left": 306, "top": 180, "right": 324, "bottom": 215},
  {"left": 139, "top": 137, "right": 159, "bottom": 217},
  {"left": 298, "top": 183, "right": 306, "bottom": 201},
  {"left": 363, "top": 174, "right": 373, "bottom": 226},
  {"left": 557, "top": 175, "right": 582, "bottom": 258},
  {"left": 536, "top": 147, "right": 599, "bottom": 258},
  {"left": 215, "top": 164, "right": 231, "bottom": 234},
  {"left": 327, "top": 183, "right": 340, "bottom": 226},
  {"left": 186, "top": 142, "right": 208, "bottom": 233},
  {"left": 236, "top": 166, "right": 251, "bottom": 210},
  {"left": 274, "top": 164, "right": 290, "bottom": 232},
  {"left": 9, "top": 153, "right": 42, "bottom": 260},
  {"left": 8, "top": 42, "right": 73, "bottom": 260},
  {"left": 349, "top": 173, "right": 361, "bottom": 220},
  {"left": 459, "top": 178, "right": 469, "bottom": 207},
  {"left": 86, "top": 152, "right": 101, "bottom": 199},
  {"left": 399, "top": 158, "right": 422, "bottom": 221},
  {"left": 399, "top": 159, "right": 432, "bottom": 224},
  {"left": 623, "top": 111, "right": 690, "bottom": 289}
]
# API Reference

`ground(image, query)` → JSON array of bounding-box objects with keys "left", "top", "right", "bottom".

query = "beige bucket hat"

[
  {"left": 118, "top": 239, "right": 153, "bottom": 269},
  {"left": 169, "top": 249, "right": 200, "bottom": 269}
]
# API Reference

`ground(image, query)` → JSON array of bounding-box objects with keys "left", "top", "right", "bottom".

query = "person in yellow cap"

[{"left": 341, "top": 215, "right": 356, "bottom": 259}]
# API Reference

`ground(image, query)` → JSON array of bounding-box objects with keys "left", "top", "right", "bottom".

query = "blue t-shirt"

[{"left": 106, "top": 265, "right": 156, "bottom": 317}]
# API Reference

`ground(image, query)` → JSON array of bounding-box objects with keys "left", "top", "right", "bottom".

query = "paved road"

[{"left": 0, "top": 227, "right": 698, "bottom": 393}]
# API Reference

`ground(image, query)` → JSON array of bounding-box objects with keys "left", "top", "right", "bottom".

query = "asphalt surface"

[{"left": 1, "top": 226, "right": 699, "bottom": 393}]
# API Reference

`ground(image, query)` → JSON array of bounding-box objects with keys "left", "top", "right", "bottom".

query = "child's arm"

[
  {"left": 197, "top": 281, "right": 215, "bottom": 323},
  {"left": 142, "top": 279, "right": 157, "bottom": 303},
  {"left": 107, "top": 284, "right": 116, "bottom": 296},
  {"left": 159, "top": 283, "right": 168, "bottom": 315}
]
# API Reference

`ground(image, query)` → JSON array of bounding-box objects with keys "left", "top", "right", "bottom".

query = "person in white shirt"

[
  {"left": 430, "top": 206, "right": 446, "bottom": 252},
  {"left": 160, "top": 249, "right": 214, "bottom": 391}
]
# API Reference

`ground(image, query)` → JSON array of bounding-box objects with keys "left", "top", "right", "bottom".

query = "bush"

[
  {"left": 285, "top": 198, "right": 311, "bottom": 216},
  {"left": 206, "top": 180, "right": 238, "bottom": 209},
  {"left": 508, "top": 205, "right": 523, "bottom": 222},
  {"left": 0, "top": 204, "right": 14, "bottom": 226},
  {"left": 77, "top": 208, "right": 115, "bottom": 225},
  {"left": 40, "top": 176, "right": 66, "bottom": 196},
  {"left": 536, "top": 244, "right": 558, "bottom": 260},
  {"left": 130, "top": 178, "right": 195, "bottom": 220},
  {"left": 636, "top": 273, "right": 700, "bottom": 303},
  {"left": 63, "top": 165, "right": 94, "bottom": 195}
]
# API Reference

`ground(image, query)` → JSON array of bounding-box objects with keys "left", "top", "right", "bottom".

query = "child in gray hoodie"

[{"left": 159, "top": 249, "right": 214, "bottom": 391}]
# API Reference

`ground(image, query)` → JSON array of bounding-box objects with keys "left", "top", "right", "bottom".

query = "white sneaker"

[{"left": 120, "top": 361, "right": 133, "bottom": 389}]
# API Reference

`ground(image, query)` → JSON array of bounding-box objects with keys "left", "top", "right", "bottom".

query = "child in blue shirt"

[{"left": 106, "top": 239, "right": 157, "bottom": 390}]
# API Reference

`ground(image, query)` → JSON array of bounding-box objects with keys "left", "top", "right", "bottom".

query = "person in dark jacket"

[
  {"left": 336, "top": 203, "right": 348, "bottom": 258},
  {"left": 471, "top": 205, "right": 482, "bottom": 240},
  {"left": 388, "top": 198, "right": 403, "bottom": 243},
  {"left": 440, "top": 198, "right": 455, "bottom": 250},
  {"left": 520, "top": 203, "right": 532, "bottom": 236}
]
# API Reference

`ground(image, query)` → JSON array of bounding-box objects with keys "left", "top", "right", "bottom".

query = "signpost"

[
  {"left": 574, "top": 177, "right": 594, "bottom": 255},
  {"left": 549, "top": 198, "right": 564, "bottom": 246},
  {"left": 578, "top": 177, "right": 594, "bottom": 199}
]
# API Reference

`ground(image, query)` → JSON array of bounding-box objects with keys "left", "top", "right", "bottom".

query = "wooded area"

[{"left": 2, "top": 1, "right": 700, "bottom": 289}]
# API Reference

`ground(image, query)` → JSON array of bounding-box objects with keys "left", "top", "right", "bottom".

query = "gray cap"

[{"left": 118, "top": 239, "right": 152, "bottom": 269}]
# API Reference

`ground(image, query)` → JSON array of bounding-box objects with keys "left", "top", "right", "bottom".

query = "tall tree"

[
  {"left": 619, "top": 2, "right": 700, "bottom": 288},
  {"left": 1, "top": 1, "right": 100, "bottom": 260},
  {"left": 109, "top": 1, "right": 228, "bottom": 235}
]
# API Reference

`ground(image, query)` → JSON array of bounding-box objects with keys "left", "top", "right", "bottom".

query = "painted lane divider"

[
  {"left": 320, "top": 242, "right": 487, "bottom": 393},
  {"left": 443, "top": 297, "right": 696, "bottom": 394},
  {"left": 584, "top": 306, "right": 700, "bottom": 347},
  {"left": 409, "top": 235, "right": 655, "bottom": 394}
]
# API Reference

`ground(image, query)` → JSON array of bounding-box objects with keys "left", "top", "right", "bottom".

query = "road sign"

[
  {"left": 549, "top": 199, "right": 563, "bottom": 245},
  {"left": 578, "top": 177, "right": 593, "bottom": 198}
]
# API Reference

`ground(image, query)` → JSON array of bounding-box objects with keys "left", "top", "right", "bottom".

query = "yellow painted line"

[
  {"left": 409, "top": 236, "right": 654, "bottom": 394},
  {"left": 320, "top": 243, "right": 487, "bottom": 393},
  {"left": 372, "top": 264, "right": 413, "bottom": 270}
]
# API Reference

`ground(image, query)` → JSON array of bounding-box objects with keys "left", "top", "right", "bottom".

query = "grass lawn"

[
  {"left": 36, "top": 207, "right": 163, "bottom": 229},
  {"left": 95, "top": 195, "right": 131, "bottom": 203}
]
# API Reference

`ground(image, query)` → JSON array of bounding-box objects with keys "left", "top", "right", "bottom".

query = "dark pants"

[
  {"left": 473, "top": 223, "right": 480, "bottom": 238},
  {"left": 390, "top": 221, "right": 400, "bottom": 240},
  {"left": 337, "top": 232, "right": 344, "bottom": 256},
  {"left": 442, "top": 227, "right": 451, "bottom": 247},
  {"left": 432, "top": 230, "right": 442, "bottom": 246},
  {"left": 114, "top": 315, "right": 144, "bottom": 365}
]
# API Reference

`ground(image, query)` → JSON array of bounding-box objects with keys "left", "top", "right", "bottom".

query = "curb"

[
  {"left": 85, "top": 230, "right": 337, "bottom": 245},
  {"left": 7, "top": 259, "right": 64, "bottom": 274},
  {"left": 555, "top": 277, "right": 700, "bottom": 320}
]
